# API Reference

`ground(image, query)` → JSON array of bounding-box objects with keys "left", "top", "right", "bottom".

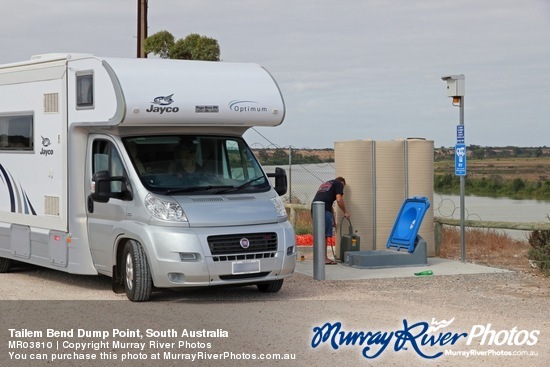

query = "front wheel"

[
  {"left": 123, "top": 240, "right": 152, "bottom": 302},
  {"left": 257, "top": 279, "right": 284, "bottom": 293},
  {"left": 0, "top": 258, "right": 13, "bottom": 273}
]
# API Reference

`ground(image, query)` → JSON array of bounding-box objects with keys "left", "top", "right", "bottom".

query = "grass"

[
  {"left": 434, "top": 157, "right": 550, "bottom": 200},
  {"left": 292, "top": 209, "right": 314, "bottom": 235},
  {"left": 439, "top": 227, "right": 537, "bottom": 274}
]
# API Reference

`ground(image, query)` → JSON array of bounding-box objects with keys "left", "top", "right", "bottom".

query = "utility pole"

[{"left": 137, "top": 0, "right": 148, "bottom": 58}]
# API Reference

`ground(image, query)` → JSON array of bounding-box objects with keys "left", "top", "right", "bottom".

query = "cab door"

[{"left": 86, "top": 137, "right": 130, "bottom": 274}]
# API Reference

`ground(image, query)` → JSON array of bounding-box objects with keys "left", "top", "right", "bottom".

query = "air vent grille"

[
  {"left": 225, "top": 195, "right": 255, "bottom": 201},
  {"left": 44, "top": 196, "right": 60, "bottom": 216},
  {"left": 44, "top": 93, "right": 59, "bottom": 113},
  {"left": 191, "top": 197, "right": 224, "bottom": 202}
]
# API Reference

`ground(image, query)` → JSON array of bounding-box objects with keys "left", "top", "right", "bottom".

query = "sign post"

[{"left": 442, "top": 75, "right": 466, "bottom": 262}]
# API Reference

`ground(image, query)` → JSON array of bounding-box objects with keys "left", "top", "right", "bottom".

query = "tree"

[
  {"left": 510, "top": 178, "right": 526, "bottom": 192},
  {"left": 472, "top": 147, "right": 485, "bottom": 160},
  {"left": 144, "top": 31, "right": 220, "bottom": 61},
  {"left": 143, "top": 30, "right": 174, "bottom": 59}
]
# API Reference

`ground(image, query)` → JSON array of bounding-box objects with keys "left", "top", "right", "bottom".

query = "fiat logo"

[{"left": 240, "top": 238, "right": 250, "bottom": 249}]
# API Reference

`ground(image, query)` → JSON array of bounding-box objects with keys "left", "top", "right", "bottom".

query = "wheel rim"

[{"left": 125, "top": 252, "right": 134, "bottom": 291}]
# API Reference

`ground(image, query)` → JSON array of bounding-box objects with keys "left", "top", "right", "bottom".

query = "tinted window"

[
  {"left": 76, "top": 72, "right": 94, "bottom": 108},
  {"left": 0, "top": 114, "right": 33, "bottom": 151}
]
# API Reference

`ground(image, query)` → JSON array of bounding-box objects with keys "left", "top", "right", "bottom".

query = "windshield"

[{"left": 122, "top": 135, "right": 269, "bottom": 195}]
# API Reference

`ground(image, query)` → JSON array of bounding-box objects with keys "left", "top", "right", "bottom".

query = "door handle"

[{"left": 87, "top": 195, "right": 94, "bottom": 213}]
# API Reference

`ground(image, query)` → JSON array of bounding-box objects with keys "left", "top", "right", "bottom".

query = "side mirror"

[
  {"left": 90, "top": 170, "right": 133, "bottom": 203},
  {"left": 267, "top": 167, "right": 287, "bottom": 196},
  {"left": 91, "top": 170, "right": 111, "bottom": 203}
]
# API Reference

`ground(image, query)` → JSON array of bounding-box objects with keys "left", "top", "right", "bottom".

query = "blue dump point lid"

[{"left": 386, "top": 197, "right": 430, "bottom": 253}]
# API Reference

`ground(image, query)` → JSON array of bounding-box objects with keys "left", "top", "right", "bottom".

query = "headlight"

[
  {"left": 145, "top": 194, "right": 188, "bottom": 222},
  {"left": 271, "top": 196, "right": 287, "bottom": 220}
]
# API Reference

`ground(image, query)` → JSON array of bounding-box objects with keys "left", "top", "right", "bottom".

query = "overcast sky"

[{"left": 2, "top": 0, "right": 549, "bottom": 149}]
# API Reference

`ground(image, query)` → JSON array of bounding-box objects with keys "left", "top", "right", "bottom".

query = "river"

[
  {"left": 267, "top": 164, "right": 550, "bottom": 240},
  {"left": 433, "top": 194, "right": 550, "bottom": 223},
  {"left": 434, "top": 194, "right": 549, "bottom": 241}
]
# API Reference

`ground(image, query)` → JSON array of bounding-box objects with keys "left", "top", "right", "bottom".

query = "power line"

[{"left": 250, "top": 127, "right": 282, "bottom": 149}]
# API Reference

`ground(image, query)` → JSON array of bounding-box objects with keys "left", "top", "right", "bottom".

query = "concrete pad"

[{"left": 294, "top": 256, "right": 512, "bottom": 280}]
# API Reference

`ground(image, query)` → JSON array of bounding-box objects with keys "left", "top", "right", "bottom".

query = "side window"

[
  {"left": 224, "top": 140, "right": 243, "bottom": 179},
  {"left": 223, "top": 139, "right": 259, "bottom": 181},
  {"left": 92, "top": 140, "right": 126, "bottom": 193},
  {"left": 0, "top": 114, "right": 33, "bottom": 151},
  {"left": 76, "top": 71, "right": 94, "bottom": 109}
]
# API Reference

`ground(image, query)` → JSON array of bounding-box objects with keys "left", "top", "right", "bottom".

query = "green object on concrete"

[{"left": 414, "top": 270, "right": 433, "bottom": 276}]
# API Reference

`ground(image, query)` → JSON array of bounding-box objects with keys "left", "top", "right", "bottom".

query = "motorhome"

[{"left": 0, "top": 54, "right": 296, "bottom": 301}]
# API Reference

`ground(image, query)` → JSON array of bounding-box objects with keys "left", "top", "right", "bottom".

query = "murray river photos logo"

[{"left": 311, "top": 318, "right": 540, "bottom": 360}]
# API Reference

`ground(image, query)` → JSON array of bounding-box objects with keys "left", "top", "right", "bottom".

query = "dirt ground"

[{"left": 435, "top": 156, "right": 550, "bottom": 181}]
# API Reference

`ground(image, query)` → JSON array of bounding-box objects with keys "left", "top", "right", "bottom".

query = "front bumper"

[{"left": 140, "top": 221, "right": 296, "bottom": 289}]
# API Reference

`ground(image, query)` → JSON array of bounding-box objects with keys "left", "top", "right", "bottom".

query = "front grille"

[
  {"left": 212, "top": 252, "right": 275, "bottom": 262},
  {"left": 219, "top": 271, "right": 270, "bottom": 280},
  {"left": 207, "top": 232, "right": 278, "bottom": 256}
]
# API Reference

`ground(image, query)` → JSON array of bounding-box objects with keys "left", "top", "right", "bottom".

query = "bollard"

[{"left": 312, "top": 201, "right": 325, "bottom": 280}]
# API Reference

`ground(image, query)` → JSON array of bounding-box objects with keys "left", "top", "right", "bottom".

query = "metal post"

[
  {"left": 312, "top": 201, "right": 325, "bottom": 280},
  {"left": 459, "top": 97, "right": 466, "bottom": 263},
  {"left": 288, "top": 146, "right": 292, "bottom": 202},
  {"left": 442, "top": 74, "right": 466, "bottom": 262}
]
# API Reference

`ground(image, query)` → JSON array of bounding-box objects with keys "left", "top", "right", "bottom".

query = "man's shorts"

[{"left": 324, "top": 211, "right": 334, "bottom": 238}]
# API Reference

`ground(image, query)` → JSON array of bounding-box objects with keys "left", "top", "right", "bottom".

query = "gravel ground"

[
  {"left": 0, "top": 260, "right": 548, "bottom": 366},
  {"left": 284, "top": 269, "right": 549, "bottom": 367}
]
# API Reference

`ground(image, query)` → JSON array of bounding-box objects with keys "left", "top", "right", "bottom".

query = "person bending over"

[{"left": 311, "top": 177, "right": 350, "bottom": 264}]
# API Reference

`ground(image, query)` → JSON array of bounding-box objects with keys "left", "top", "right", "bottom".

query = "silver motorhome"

[{"left": 0, "top": 54, "right": 296, "bottom": 301}]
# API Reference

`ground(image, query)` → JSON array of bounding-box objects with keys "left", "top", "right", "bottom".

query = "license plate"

[{"left": 232, "top": 260, "right": 260, "bottom": 274}]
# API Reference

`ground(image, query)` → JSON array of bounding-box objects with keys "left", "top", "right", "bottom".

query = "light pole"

[{"left": 441, "top": 74, "right": 466, "bottom": 262}]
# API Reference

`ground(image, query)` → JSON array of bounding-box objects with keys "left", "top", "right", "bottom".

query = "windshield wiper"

[
  {"left": 164, "top": 185, "right": 234, "bottom": 195},
  {"left": 216, "top": 176, "right": 266, "bottom": 194}
]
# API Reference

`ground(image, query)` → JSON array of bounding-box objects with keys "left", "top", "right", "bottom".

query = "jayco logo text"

[{"left": 146, "top": 94, "right": 179, "bottom": 114}]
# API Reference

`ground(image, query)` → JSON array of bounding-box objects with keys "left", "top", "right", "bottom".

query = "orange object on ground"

[{"left": 296, "top": 234, "right": 335, "bottom": 247}]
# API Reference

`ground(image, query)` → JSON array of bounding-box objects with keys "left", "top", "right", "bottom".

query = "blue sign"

[
  {"left": 455, "top": 143, "right": 466, "bottom": 176},
  {"left": 456, "top": 125, "right": 464, "bottom": 144}
]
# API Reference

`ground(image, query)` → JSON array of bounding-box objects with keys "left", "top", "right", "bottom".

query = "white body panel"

[
  {"left": 62, "top": 55, "right": 285, "bottom": 127},
  {"left": 0, "top": 63, "right": 67, "bottom": 231}
]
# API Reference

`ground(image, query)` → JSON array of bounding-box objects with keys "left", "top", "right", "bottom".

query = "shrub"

[{"left": 527, "top": 230, "right": 550, "bottom": 275}]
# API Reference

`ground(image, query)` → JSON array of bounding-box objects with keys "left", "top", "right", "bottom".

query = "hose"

[{"left": 332, "top": 216, "right": 353, "bottom": 261}]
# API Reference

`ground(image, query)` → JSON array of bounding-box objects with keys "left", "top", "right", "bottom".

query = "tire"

[
  {"left": 123, "top": 240, "right": 152, "bottom": 302},
  {"left": 0, "top": 258, "right": 13, "bottom": 273},
  {"left": 257, "top": 279, "right": 284, "bottom": 293}
]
